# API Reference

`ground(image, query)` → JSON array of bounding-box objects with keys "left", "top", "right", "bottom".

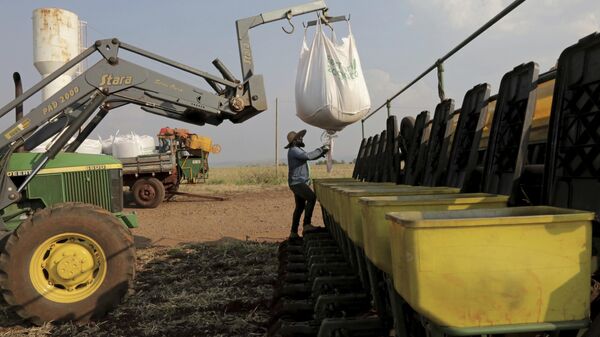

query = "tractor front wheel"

[
  {"left": 0, "top": 203, "right": 135, "bottom": 324},
  {"left": 132, "top": 177, "right": 165, "bottom": 208}
]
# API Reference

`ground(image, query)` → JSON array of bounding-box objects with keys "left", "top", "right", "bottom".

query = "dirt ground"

[
  {"left": 0, "top": 185, "right": 322, "bottom": 337},
  {"left": 129, "top": 185, "right": 324, "bottom": 248}
]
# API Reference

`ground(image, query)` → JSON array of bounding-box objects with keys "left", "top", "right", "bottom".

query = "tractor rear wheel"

[
  {"left": 132, "top": 177, "right": 165, "bottom": 208},
  {"left": 0, "top": 203, "right": 135, "bottom": 324}
]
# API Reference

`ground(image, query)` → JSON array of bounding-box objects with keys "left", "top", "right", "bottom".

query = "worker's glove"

[{"left": 320, "top": 145, "right": 330, "bottom": 156}]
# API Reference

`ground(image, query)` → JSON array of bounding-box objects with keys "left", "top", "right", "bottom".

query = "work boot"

[
  {"left": 302, "top": 224, "right": 319, "bottom": 234},
  {"left": 289, "top": 232, "right": 300, "bottom": 240}
]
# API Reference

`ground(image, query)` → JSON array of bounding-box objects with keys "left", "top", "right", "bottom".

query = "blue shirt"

[{"left": 287, "top": 146, "right": 324, "bottom": 185}]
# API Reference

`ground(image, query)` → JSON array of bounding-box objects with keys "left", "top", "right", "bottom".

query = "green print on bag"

[{"left": 327, "top": 57, "right": 359, "bottom": 80}]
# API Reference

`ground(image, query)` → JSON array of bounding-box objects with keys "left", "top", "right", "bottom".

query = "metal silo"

[{"left": 32, "top": 8, "right": 81, "bottom": 100}]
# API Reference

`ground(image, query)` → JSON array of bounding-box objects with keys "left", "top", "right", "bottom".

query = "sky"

[{"left": 0, "top": 0, "right": 599, "bottom": 166}]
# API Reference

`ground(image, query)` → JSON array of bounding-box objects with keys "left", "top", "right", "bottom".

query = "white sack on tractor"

[
  {"left": 295, "top": 20, "right": 370, "bottom": 132},
  {"left": 75, "top": 139, "right": 103, "bottom": 154},
  {"left": 31, "top": 137, "right": 102, "bottom": 155}
]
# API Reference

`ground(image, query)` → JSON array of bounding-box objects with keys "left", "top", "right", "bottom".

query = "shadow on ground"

[
  {"left": 134, "top": 235, "right": 153, "bottom": 249},
  {"left": 0, "top": 239, "right": 278, "bottom": 337},
  {"left": 123, "top": 191, "right": 228, "bottom": 209}
]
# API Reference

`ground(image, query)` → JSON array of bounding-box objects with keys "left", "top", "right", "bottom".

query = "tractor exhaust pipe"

[
  {"left": 13, "top": 72, "right": 23, "bottom": 122},
  {"left": 13, "top": 72, "right": 24, "bottom": 152}
]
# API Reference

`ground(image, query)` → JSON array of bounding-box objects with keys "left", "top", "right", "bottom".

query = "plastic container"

[
  {"left": 359, "top": 193, "right": 508, "bottom": 274},
  {"left": 313, "top": 177, "right": 356, "bottom": 189},
  {"left": 327, "top": 184, "right": 409, "bottom": 223},
  {"left": 317, "top": 181, "right": 394, "bottom": 213},
  {"left": 334, "top": 186, "right": 460, "bottom": 245},
  {"left": 322, "top": 183, "right": 401, "bottom": 222},
  {"left": 313, "top": 178, "right": 357, "bottom": 209},
  {"left": 387, "top": 206, "right": 593, "bottom": 328},
  {"left": 187, "top": 135, "right": 212, "bottom": 152}
]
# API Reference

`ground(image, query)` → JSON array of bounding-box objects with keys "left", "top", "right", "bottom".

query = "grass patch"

[
  {"left": 206, "top": 178, "right": 226, "bottom": 185},
  {"left": 207, "top": 164, "right": 354, "bottom": 186},
  {"left": 235, "top": 168, "right": 286, "bottom": 185}
]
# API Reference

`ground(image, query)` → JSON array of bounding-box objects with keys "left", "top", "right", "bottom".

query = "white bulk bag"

[
  {"left": 100, "top": 135, "right": 114, "bottom": 155},
  {"left": 31, "top": 136, "right": 80, "bottom": 153},
  {"left": 137, "top": 135, "right": 156, "bottom": 155},
  {"left": 76, "top": 139, "right": 103, "bottom": 154},
  {"left": 112, "top": 134, "right": 140, "bottom": 158},
  {"left": 295, "top": 21, "right": 371, "bottom": 132}
]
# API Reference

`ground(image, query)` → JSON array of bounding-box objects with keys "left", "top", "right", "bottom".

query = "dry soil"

[{"left": 130, "top": 185, "right": 323, "bottom": 247}]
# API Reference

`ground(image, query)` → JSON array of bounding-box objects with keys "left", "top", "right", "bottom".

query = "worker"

[
  {"left": 158, "top": 126, "right": 174, "bottom": 152},
  {"left": 285, "top": 129, "right": 329, "bottom": 239}
]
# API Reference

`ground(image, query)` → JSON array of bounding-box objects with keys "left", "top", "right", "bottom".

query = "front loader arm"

[
  {"left": 0, "top": 37, "right": 262, "bottom": 152},
  {"left": 99, "top": 59, "right": 233, "bottom": 126}
]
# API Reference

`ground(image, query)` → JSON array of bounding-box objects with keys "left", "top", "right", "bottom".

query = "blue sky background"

[{"left": 0, "top": 0, "right": 599, "bottom": 165}]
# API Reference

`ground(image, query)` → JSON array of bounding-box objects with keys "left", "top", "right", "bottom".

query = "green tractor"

[{"left": 0, "top": 153, "right": 136, "bottom": 323}]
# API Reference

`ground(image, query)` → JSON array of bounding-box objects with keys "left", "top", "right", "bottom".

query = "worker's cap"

[{"left": 284, "top": 129, "right": 306, "bottom": 149}]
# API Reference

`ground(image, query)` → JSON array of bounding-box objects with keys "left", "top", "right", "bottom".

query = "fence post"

[
  {"left": 275, "top": 98, "right": 279, "bottom": 176},
  {"left": 361, "top": 120, "right": 365, "bottom": 139},
  {"left": 386, "top": 99, "right": 391, "bottom": 117},
  {"left": 436, "top": 60, "right": 445, "bottom": 102}
]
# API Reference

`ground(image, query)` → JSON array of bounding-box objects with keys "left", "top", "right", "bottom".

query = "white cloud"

[
  {"left": 408, "top": 0, "right": 597, "bottom": 34},
  {"left": 405, "top": 14, "right": 415, "bottom": 26},
  {"left": 364, "top": 68, "right": 438, "bottom": 119},
  {"left": 572, "top": 13, "right": 600, "bottom": 36},
  {"left": 410, "top": 0, "right": 510, "bottom": 30},
  {"left": 364, "top": 68, "right": 400, "bottom": 100}
]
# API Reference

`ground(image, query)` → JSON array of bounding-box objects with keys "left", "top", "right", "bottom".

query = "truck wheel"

[
  {"left": 132, "top": 177, "right": 165, "bottom": 208},
  {"left": 0, "top": 203, "right": 135, "bottom": 324}
]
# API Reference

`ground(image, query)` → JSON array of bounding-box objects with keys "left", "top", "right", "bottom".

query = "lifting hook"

[{"left": 282, "top": 10, "right": 295, "bottom": 34}]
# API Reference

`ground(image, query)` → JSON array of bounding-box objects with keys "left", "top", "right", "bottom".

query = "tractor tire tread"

[{"left": 0, "top": 203, "right": 135, "bottom": 325}]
